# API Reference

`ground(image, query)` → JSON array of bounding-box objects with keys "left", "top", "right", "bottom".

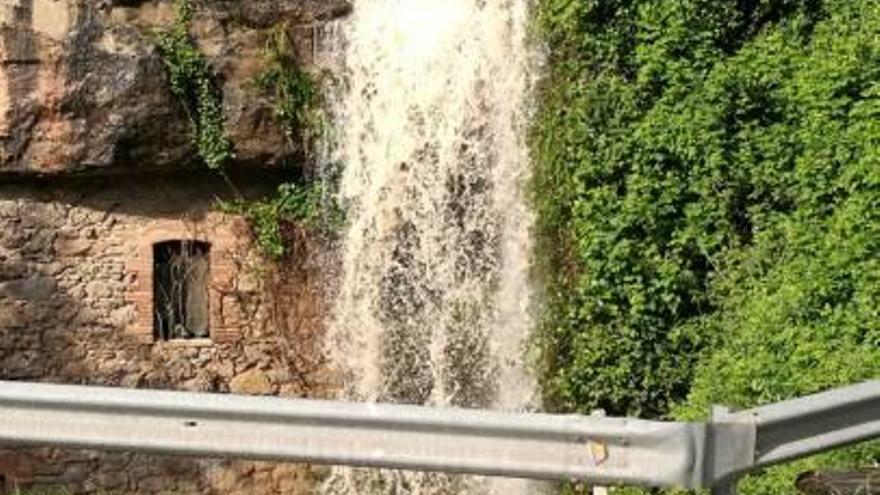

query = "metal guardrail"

[
  {"left": 0, "top": 380, "right": 877, "bottom": 493},
  {"left": 708, "top": 380, "right": 880, "bottom": 494}
]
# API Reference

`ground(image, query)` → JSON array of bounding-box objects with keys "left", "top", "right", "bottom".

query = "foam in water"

[{"left": 321, "top": 0, "right": 539, "bottom": 493}]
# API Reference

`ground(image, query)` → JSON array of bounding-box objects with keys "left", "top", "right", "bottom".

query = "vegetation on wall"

[
  {"left": 253, "top": 26, "right": 326, "bottom": 154},
  {"left": 220, "top": 181, "right": 344, "bottom": 259},
  {"left": 532, "top": 0, "right": 879, "bottom": 491},
  {"left": 156, "top": 1, "right": 339, "bottom": 258},
  {"left": 156, "top": 0, "right": 233, "bottom": 170},
  {"left": 225, "top": 27, "right": 339, "bottom": 260}
]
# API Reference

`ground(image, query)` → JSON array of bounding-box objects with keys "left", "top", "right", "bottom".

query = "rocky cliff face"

[{"left": 0, "top": 0, "right": 349, "bottom": 175}]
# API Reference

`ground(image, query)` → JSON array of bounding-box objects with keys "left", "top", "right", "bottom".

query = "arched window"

[{"left": 153, "top": 240, "right": 210, "bottom": 340}]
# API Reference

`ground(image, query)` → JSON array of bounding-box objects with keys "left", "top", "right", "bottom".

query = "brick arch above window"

[{"left": 125, "top": 220, "right": 243, "bottom": 345}]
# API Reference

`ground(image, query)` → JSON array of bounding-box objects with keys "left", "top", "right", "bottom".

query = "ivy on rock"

[
  {"left": 155, "top": 1, "right": 342, "bottom": 260},
  {"left": 253, "top": 25, "right": 325, "bottom": 153},
  {"left": 156, "top": 0, "right": 232, "bottom": 170}
]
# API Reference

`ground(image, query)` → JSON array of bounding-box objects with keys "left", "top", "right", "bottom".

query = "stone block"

[
  {"left": 0, "top": 275, "right": 55, "bottom": 301},
  {"left": 229, "top": 368, "right": 273, "bottom": 395},
  {"left": 53, "top": 237, "right": 92, "bottom": 257}
]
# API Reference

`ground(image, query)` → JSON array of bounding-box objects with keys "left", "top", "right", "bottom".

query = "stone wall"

[{"left": 0, "top": 172, "right": 337, "bottom": 494}]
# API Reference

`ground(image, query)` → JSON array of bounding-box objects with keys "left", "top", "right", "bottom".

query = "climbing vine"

[
  {"left": 156, "top": 1, "right": 341, "bottom": 259},
  {"left": 253, "top": 25, "right": 326, "bottom": 155},
  {"left": 219, "top": 25, "right": 342, "bottom": 259},
  {"left": 156, "top": 0, "right": 232, "bottom": 170},
  {"left": 220, "top": 181, "right": 344, "bottom": 259}
]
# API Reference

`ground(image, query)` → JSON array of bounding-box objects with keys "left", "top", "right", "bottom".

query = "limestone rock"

[
  {"left": 0, "top": 0, "right": 351, "bottom": 175},
  {"left": 229, "top": 368, "right": 273, "bottom": 395}
]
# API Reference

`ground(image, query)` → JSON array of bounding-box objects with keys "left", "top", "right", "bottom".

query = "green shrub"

[
  {"left": 156, "top": 0, "right": 232, "bottom": 170},
  {"left": 533, "top": 0, "right": 880, "bottom": 490}
]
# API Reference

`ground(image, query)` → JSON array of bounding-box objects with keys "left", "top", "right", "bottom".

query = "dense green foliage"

[
  {"left": 533, "top": 0, "right": 879, "bottom": 488},
  {"left": 156, "top": 0, "right": 232, "bottom": 170}
]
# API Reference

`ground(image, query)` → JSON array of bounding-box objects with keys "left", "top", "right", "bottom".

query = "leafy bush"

[
  {"left": 533, "top": 2, "right": 880, "bottom": 488},
  {"left": 156, "top": 0, "right": 232, "bottom": 170}
]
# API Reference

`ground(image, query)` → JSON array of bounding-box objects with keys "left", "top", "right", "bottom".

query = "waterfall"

[{"left": 321, "top": 0, "right": 539, "bottom": 493}]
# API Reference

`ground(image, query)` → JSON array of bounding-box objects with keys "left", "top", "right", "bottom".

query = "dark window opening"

[{"left": 153, "top": 240, "right": 210, "bottom": 341}]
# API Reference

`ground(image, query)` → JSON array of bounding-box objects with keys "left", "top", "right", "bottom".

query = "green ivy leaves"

[
  {"left": 156, "top": 2, "right": 341, "bottom": 259},
  {"left": 253, "top": 27, "right": 324, "bottom": 150},
  {"left": 156, "top": 0, "right": 232, "bottom": 170},
  {"left": 533, "top": 0, "right": 879, "bottom": 425},
  {"left": 220, "top": 182, "right": 344, "bottom": 259}
]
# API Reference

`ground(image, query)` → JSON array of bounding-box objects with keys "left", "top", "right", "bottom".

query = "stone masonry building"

[{"left": 0, "top": 0, "right": 349, "bottom": 492}]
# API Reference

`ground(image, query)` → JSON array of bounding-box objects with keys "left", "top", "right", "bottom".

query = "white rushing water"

[{"left": 321, "top": 1, "right": 539, "bottom": 493}]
